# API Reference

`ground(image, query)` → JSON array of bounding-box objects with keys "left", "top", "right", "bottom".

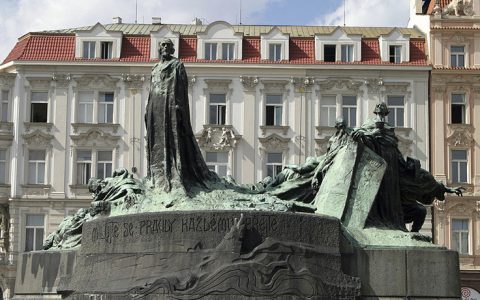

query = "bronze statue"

[{"left": 145, "top": 39, "right": 216, "bottom": 192}]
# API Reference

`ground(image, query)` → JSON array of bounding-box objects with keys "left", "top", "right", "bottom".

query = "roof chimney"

[
  {"left": 112, "top": 17, "right": 122, "bottom": 24},
  {"left": 191, "top": 17, "right": 203, "bottom": 25},
  {"left": 152, "top": 17, "right": 162, "bottom": 25}
]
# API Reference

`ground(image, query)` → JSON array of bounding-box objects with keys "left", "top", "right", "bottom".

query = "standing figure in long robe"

[{"left": 145, "top": 39, "right": 216, "bottom": 192}]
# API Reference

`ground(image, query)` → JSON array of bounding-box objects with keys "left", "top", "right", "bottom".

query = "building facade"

[
  {"left": 0, "top": 20, "right": 430, "bottom": 297},
  {"left": 410, "top": 0, "right": 480, "bottom": 293}
]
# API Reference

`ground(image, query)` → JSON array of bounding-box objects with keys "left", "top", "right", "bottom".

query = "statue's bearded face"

[{"left": 160, "top": 42, "right": 174, "bottom": 58}]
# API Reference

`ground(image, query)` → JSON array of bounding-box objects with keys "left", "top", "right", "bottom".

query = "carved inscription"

[{"left": 91, "top": 215, "right": 279, "bottom": 244}]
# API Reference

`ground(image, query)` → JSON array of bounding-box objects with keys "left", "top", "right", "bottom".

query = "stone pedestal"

[{"left": 14, "top": 210, "right": 460, "bottom": 299}]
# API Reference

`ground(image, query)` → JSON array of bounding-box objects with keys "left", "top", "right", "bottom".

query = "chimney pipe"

[
  {"left": 152, "top": 17, "right": 162, "bottom": 25},
  {"left": 112, "top": 17, "right": 122, "bottom": 24}
]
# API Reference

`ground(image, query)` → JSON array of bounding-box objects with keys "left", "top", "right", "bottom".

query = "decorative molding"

[
  {"left": 239, "top": 76, "right": 259, "bottom": 90},
  {"left": 314, "top": 137, "right": 331, "bottom": 156},
  {"left": 75, "top": 75, "right": 119, "bottom": 90},
  {"left": 24, "top": 122, "right": 53, "bottom": 133},
  {"left": 258, "top": 133, "right": 290, "bottom": 154},
  {"left": 291, "top": 77, "right": 315, "bottom": 90},
  {"left": 70, "top": 128, "right": 120, "bottom": 147},
  {"left": 446, "top": 124, "right": 474, "bottom": 147},
  {"left": 317, "top": 78, "right": 363, "bottom": 92},
  {"left": 122, "top": 74, "right": 146, "bottom": 90},
  {"left": 434, "top": 199, "right": 445, "bottom": 212},
  {"left": 188, "top": 75, "right": 197, "bottom": 86},
  {"left": 25, "top": 77, "right": 53, "bottom": 90},
  {"left": 204, "top": 79, "right": 232, "bottom": 90},
  {"left": 71, "top": 123, "right": 120, "bottom": 135},
  {"left": 365, "top": 78, "right": 383, "bottom": 94},
  {"left": 0, "top": 74, "right": 16, "bottom": 88},
  {"left": 260, "top": 80, "right": 290, "bottom": 92},
  {"left": 442, "top": 0, "right": 474, "bottom": 16},
  {"left": 196, "top": 125, "right": 241, "bottom": 151},
  {"left": 0, "top": 123, "right": 13, "bottom": 141},
  {"left": 51, "top": 73, "right": 71, "bottom": 89},
  {"left": 259, "top": 125, "right": 289, "bottom": 136},
  {"left": 22, "top": 129, "right": 54, "bottom": 148},
  {"left": 433, "top": 85, "right": 446, "bottom": 94}
]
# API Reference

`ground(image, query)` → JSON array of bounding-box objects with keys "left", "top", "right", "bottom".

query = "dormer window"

[
  {"left": 101, "top": 42, "right": 113, "bottom": 59},
  {"left": 222, "top": 43, "right": 234, "bottom": 60},
  {"left": 205, "top": 43, "right": 217, "bottom": 60},
  {"left": 83, "top": 41, "right": 96, "bottom": 59},
  {"left": 269, "top": 44, "right": 282, "bottom": 61},
  {"left": 389, "top": 45, "right": 402, "bottom": 63},
  {"left": 341, "top": 45, "right": 354, "bottom": 62},
  {"left": 324, "top": 45, "right": 336, "bottom": 62}
]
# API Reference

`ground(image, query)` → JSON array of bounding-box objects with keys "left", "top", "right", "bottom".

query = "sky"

[{"left": 0, "top": 0, "right": 411, "bottom": 62}]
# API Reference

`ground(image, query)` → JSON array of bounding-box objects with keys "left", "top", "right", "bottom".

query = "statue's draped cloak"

[
  {"left": 356, "top": 119, "right": 406, "bottom": 230},
  {"left": 146, "top": 58, "right": 215, "bottom": 191}
]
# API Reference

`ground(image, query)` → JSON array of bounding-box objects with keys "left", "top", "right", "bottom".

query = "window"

[
  {"left": 76, "top": 150, "right": 92, "bottom": 185},
  {"left": 209, "top": 94, "right": 226, "bottom": 125},
  {"left": 266, "top": 153, "right": 283, "bottom": 178},
  {"left": 30, "top": 91, "right": 48, "bottom": 123},
  {"left": 25, "top": 214, "right": 44, "bottom": 252},
  {"left": 269, "top": 43, "right": 282, "bottom": 61},
  {"left": 1, "top": 90, "right": 8, "bottom": 122},
  {"left": 78, "top": 91, "right": 94, "bottom": 123},
  {"left": 386, "top": 96, "right": 405, "bottom": 127},
  {"left": 389, "top": 45, "right": 401, "bottom": 63},
  {"left": 341, "top": 44, "right": 354, "bottom": 62},
  {"left": 451, "top": 46, "right": 465, "bottom": 68},
  {"left": 451, "top": 150, "right": 468, "bottom": 183},
  {"left": 324, "top": 44, "right": 336, "bottom": 62},
  {"left": 451, "top": 93, "right": 466, "bottom": 124},
  {"left": 28, "top": 150, "right": 46, "bottom": 184},
  {"left": 206, "top": 152, "right": 228, "bottom": 177},
  {"left": 98, "top": 92, "right": 114, "bottom": 123},
  {"left": 0, "top": 150, "right": 7, "bottom": 184},
  {"left": 265, "top": 94, "right": 283, "bottom": 126},
  {"left": 222, "top": 43, "right": 234, "bottom": 60},
  {"left": 83, "top": 41, "right": 96, "bottom": 59},
  {"left": 342, "top": 96, "right": 357, "bottom": 127},
  {"left": 320, "top": 95, "right": 337, "bottom": 127},
  {"left": 97, "top": 151, "right": 113, "bottom": 179},
  {"left": 100, "top": 42, "right": 112, "bottom": 59},
  {"left": 451, "top": 219, "right": 469, "bottom": 255},
  {"left": 205, "top": 43, "right": 217, "bottom": 60}
]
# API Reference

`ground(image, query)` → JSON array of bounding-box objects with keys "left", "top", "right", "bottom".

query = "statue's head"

[
  {"left": 334, "top": 116, "right": 347, "bottom": 130},
  {"left": 159, "top": 38, "right": 175, "bottom": 58},
  {"left": 87, "top": 177, "right": 102, "bottom": 194},
  {"left": 374, "top": 102, "right": 390, "bottom": 117}
]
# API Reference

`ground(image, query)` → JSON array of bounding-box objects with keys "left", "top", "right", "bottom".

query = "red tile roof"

[
  {"left": 2, "top": 33, "right": 427, "bottom": 66},
  {"left": 120, "top": 36, "right": 150, "bottom": 62}
]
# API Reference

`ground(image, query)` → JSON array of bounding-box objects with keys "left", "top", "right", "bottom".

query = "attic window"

[
  {"left": 324, "top": 45, "right": 336, "bottom": 62},
  {"left": 101, "top": 42, "right": 113, "bottom": 59},
  {"left": 389, "top": 45, "right": 401, "bottom": 63},
  {"left": 83, "top": 41, "right": 96, "bottom": 59}
]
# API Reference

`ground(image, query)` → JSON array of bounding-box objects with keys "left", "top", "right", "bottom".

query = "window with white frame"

[
  {"left": 320, "top": 95, "right": 336, "bottom": 127},
  {"left": 25, "top": 214, "right": 44, "bottom": 252},
  {"left": 209, "top": 94, "right": 226, "bottom": 125},
  {"left": 222, "top": 43, "right": 234, "bottom": 60},
  {"left": 76, "top": 150, "right": 92, "bottom": 185},
  {"left": 266, "top": 152, "right": 283, "bottom": 178},
  {"left": 269, "top": 43, "right": 282, "bottom": 61},
  {"left": 77, "top": 91, "right": 94, "bottom": 123},
  {"left": 451, "top": 150, "right": 468, "bottom": 183},
  {"left": 30, "top": 91, "right": 48, "bottom": 123},
  {"left": 324, "top": 44, "right": 336, "bottom": 62},
  {"left": 0, "top": 150, "right": 7, "bottom": 184},
  {"left": 206, "top": 152, "right": 228, "bottom": 177},
  {"left": 386, "top": 96, "right": 405, "bottom": 127},
  {"left": 342, "top": 96, "right": 357, "bottom": 127},
  {"left": 389, "top": 45, "right": 402, "bottom": 63},
  {"left": 205, "top": 42, "right": 217, "bottom": 60},
  {"left": 451, "top": 46, "right": 465, "bottom": 68},
  {"left": 75, "top": 150, "right": 112, "bottom": 184},
  {"left": 451, "top": 219, "right": 469, "bottom": 255},
  {"left": 28, "top": 150, "right": 46, "bottom": 184},
  {"left": 265, "top": 94, "right": 283, "bottom": 126},
  {"left": 451, "top": 93, "right": 466, "bottom": 124},
  {"left": 341, "top": 44, "right": 354, "bottom": 62},
  {"left": 83, "top": 41, "right": 96, "bottom": 59},
  {"left": 97, "top": 151, "right": 113, "bottom": 179},
  {"left": 100, "top": 41, "right": 113, "bottom": 59},
  {"left": 1, "top": 90, "right": 8, "bottom": 122},
  {"left": 98, "top": 92, "right": 114, "bottom": 123}
]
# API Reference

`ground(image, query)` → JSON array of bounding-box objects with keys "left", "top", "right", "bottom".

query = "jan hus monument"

[{"left": 15, "top": 39, "right": 462, "bottom": 299}]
